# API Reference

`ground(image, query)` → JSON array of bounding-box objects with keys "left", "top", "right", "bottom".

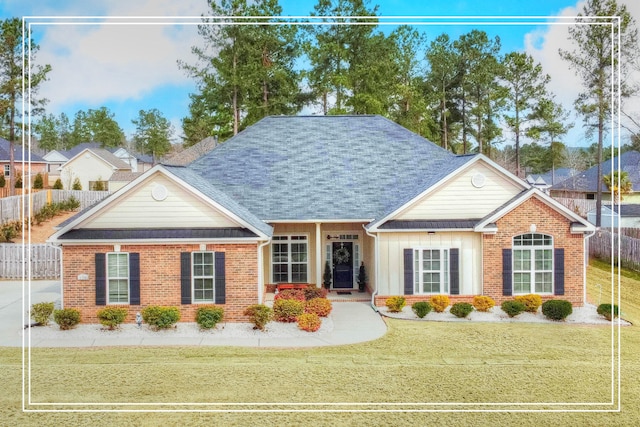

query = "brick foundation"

[{"left": 62, "top": 243, "right": 259, "bottom": 324}]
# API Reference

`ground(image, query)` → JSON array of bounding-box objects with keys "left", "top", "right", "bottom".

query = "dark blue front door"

[{"left": 332, "top": 242, "right": 353, "bottom": 289}]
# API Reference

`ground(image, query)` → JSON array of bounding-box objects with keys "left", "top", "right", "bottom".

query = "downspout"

[
  {"left": 363, "top": 225, "right": 379, "bottom": 312},
  {"left": 257, "top": 238, "right": 271, "bottom": 304},
  {"left": 583, "top": 227, "right": 598, "bottom": 305}
]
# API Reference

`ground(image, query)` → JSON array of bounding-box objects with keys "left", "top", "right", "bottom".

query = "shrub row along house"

[{"left": 48, "top": 116, "right": 595, "bottom": 323}]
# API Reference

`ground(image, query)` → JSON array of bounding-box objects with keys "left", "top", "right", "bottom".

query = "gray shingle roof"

[
  {"left": 551, "top": 151, "right": 640, "bottom": 193},
  {"left": 0, "top": 138, "right": 45, "bottom": 162},
  {"left": 165, "top": 136, "right": 218, "bottom": 166},
  {"left": 378, "top": 219, "right": 480, "bottom": 229},
  {"left": 187, "top": 115, "right": 472, "bottom": 222},
  {"left": 58, "top": 228, "right": 258, "bottom": 240}
]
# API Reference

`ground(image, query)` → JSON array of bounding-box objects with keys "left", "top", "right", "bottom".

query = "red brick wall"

[
  {"left": 62, "top": 243, "right": 259, "bottom": 324},
  {"left": 373, "top": 196, "right": 585, "bottom": 308},
  {"left": 482, "top": 196, "right": 584, "bottom": 306}
]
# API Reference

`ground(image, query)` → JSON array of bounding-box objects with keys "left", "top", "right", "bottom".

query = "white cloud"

[
  {"left": 524, "top": 0, "right": 640, "bottom": 145},
  {"left": 33, "top": 0, "right": 207, "bottom": 108}
]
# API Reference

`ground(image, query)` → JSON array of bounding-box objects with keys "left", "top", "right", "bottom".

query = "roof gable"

[{"left": 64, "top": 148, "right": 131, "bottom": 171}]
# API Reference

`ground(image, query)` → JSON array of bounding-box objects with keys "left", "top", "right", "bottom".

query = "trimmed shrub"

[
  {"left": 53, "top": 308, "right": 81, "bottom": 330},
  {"left": 96, "top": 307, "right": 128, "bottom": 330},
  {"left": 305, "top": 297, "right": 332, "bottom": 317},
  {"left": 61, "top": 196, "right": 80, "bottom": 211},
  {"left": 31, "top": 302, "right": 55, "bottom": 326},
  {"left": 243, "top": 304, "right": 273, "bottom": 331},
  {"left": 501, "top": 300, "right": 526, "bottom": 318},
  {"left": 273, "top": 299, "right": 305, "bottom": 322},
  {"left": 411, "top": 301, "right": 432, "bottom": 318},
  {"left": 14, "top": 173, "right": 22, "bottom": 188},
  {"left": 72, "top": 177, "right": 82, "bottom": 190},
  {"left": 1, "top": 221, "right": 19, "bottom": 242},
  {"left": 297, "top": 313, "right": 321, "bottom": 332},
  {"left": 542, "top": 299, "right": 573, "bottom": 321},
  {"left": 0, "top": 174, "right": 5, "bottom": 187},
  {"left": 450, "top": 302, "right": 474, "bottom": 318},
  {"left": 429, "top": 295, "right": 450, "bottom": 313},
  {"left": 141, "top": 305, "right": 181, "bottom": 329},
  {"left": 514, "top": 294, "right": 543, "bottom": 313},
  {"left": 303, "top": 286, "right": 328, "bottom": 300},
  {"left": 33, "top": 173, "right": 44, "bottom": 189},
  {"left": 472, "top": 296, "right": 495, "bottom": 312},
  {"left": 195, "top": 305, "right": 224, "bottom": 329},
  {"left": 274, "top": 289, "right": 306, "bottom": 302},
  {"left": 385, "top": 296, "right": 406, "bottom": 313},
  {"left": 53, "top": 178, "right": 63, "bottom": 189},
  {"left": 597, "top": 303, "right": 619, "bottom": 321}
]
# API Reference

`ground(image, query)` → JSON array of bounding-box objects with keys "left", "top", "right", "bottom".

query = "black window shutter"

[
  {"left": 502, "top": 249, "right": 512, "bottom": 296},
  {"left": 129, "top": 253, "right": 140, "bottom": 305},
  {"left": 554, "top": 248, "right": 565, "bottom": 295},
  {"left": 95, "top": 253, "right": 106, "bottom": 305},
  {"left": 449, "top": 249, "right": 460, "bottom": 295},
  {"left": 403, "top": 249, "right": 413, "bottom": 295},
  {"left": 215, "top": 252, "right": 226, "bottom": 304},
  {"left": 180, "top": 252, "right": 192, "bottom": 304}
]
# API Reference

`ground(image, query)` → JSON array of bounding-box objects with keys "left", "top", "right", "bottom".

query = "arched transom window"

[{"left": 512, "top": 233, "right": 554, "bottom": 294}]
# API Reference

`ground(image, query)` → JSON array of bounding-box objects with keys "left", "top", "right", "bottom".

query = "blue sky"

[{"left": 1, "top": 0, "right": 638, "bottom": 148}]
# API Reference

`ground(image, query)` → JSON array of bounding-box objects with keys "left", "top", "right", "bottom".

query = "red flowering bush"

[
  {"left": 305, "top": 297, "right": 332, "bottom": 317},
  {"left": 303, "top": 286, "right": 328, "bottom": 300},
  {"left": 274, "top": 289, "right": 306, "bottom": 301}
]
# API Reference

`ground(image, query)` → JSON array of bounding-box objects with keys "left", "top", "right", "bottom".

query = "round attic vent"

[
  {"left": 151, "top": 184, "right": 168, "bottom": 201},
  {"left": 471, "top": 173, "right": 486, "bottom": 188}
]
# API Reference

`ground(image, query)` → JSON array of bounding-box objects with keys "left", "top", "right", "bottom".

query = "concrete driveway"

[{"left": 0, "top": 280, "right": 61, "bottom": 347}]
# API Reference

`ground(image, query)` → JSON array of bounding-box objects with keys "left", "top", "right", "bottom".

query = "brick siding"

[{"left": 62, "top": 243, "right": 259, "bottom": 324}]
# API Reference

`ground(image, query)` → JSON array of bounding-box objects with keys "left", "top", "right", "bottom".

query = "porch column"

[{"left": 316, "top": 222, "right": 322, "bottom": 288}]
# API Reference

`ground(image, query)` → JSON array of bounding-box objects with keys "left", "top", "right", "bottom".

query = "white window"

[
  {"left": 513, "top": 233, "right": 553, "bottom": 294},
  {"left": 107, "top": 253, "right": 129, "bottom": 304},
  {"left": 192, "top": 252, "right": 215, "bottom": 303},
  {"left": 413, "top": 249, "right": 449, "bottom": 294},
  {"left": 4, "top": 165, "right": 9, "bottom": 176},
  {"left": 272, "top": 235, "right": 308, "bottom": 283}
]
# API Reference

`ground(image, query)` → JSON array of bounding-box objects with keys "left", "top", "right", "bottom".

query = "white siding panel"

[
  {"left": 61, "top": 155, "right": 115, "bottom": 191},
  {"left": 378, "top": 232, "right": 482, "bottom": 296},
  {"left": 397, "top": 162, "right": 523, "bottom": 220},
  {"left": 82, "top": 174, "right": 240, "bottom": 229}
]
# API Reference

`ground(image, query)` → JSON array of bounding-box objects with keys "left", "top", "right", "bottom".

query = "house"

[
  {"left": 0, "top": 137, "right": 48, "bottom": 189},
  {"left": 60, "top": 147, "right": 132, "bottom": 191},
  {"left": 48, "top": 116, "right": 595, "bottom": 324},
  {"left": 587, "top": 204, "right": 640, "bottom": 228},
  {"left": 551, "top": 151, "right": 640, "bottom": 203},
  {"left": 44, "top": 143, "right": 154, "bottom": 187},
  {"left": 526, "top": 167, "right": 580, "bottom": 193}
]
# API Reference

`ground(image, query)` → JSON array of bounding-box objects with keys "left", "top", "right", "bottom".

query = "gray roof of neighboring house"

[
  {"left": 109, "top": 171, "right": 143, "bottom": 182},
  {"left": 528, "top": 168, "right": 580, "bottom": 187},
  {"left": 593, "top": 204, "right": 640, "bottom": 217},
  {"left": 55, "top": 143, "right": 154, "bottom": 163},
  {"left": 187, "top": 115, "right": 472, "bottom": 221},
  {"left": 165, "top": 136, "right": 218, "bottom": 166},
  {"left": 551, "top": 151, "right": 640, "bottom": 193},
  {"left": 0, "top": 138, "right": 46, "bottom": 162}
]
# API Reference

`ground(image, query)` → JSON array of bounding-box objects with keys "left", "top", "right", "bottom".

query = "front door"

[{"left": 332, "top": 242, "right": 353, "bottom": 289}]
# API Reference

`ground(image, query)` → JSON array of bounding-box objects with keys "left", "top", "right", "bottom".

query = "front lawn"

[{"left": 1, "top": 260, "right": 638, "bottom": 426}]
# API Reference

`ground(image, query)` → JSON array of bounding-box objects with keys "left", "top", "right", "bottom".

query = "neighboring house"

[
  {"left": 109, "top": 171, "right": 144, "bottom": 192},
  {"left": 45, "top": 143, "right": 154, "bottom": 187},
  {"left": 60, "top": 147, "right": 132, "bottom": 191},
  {"left": 551, "top": 151, "right": 640, "bottom": 203},
  {"left": 587, "top": 204, "right": 640, "bottom": 228},
  {"left": 49, "top": 116, "right": 594, "bottom": 324},
  {"left": 526, "top": 168, "right": 580, "bottom": 193},
  {"left": 0, "top": 137, "right": 47, "bottom": 188},
  {"left": 165, "top": 136, "right": 219, "bottom": 166}
]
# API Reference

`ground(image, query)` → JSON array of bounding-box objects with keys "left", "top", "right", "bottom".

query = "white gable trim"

[
  {"left": 50, "top": 165, "right": 271, "bottom": 242},
  {"left": 64, "top": 148, "right": 121, "bottom": 171},
  {"left": 367, "top": 154, "right": 530, "bottom": 232},
  {"left": 474, "top": 188, "right": 596, "bottom": 234}
]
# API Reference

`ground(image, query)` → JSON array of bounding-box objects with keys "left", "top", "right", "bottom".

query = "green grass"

[{"left": 2, "top": 260, "right": 639, "bottom": 426}]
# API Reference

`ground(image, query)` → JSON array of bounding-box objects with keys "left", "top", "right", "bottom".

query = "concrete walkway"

[{"left": 0, "top": 280, "right": 387, "bottom": 348}]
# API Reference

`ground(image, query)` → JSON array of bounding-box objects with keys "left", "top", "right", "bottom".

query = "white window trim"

[
  {"left": 271, "top": 234, "right": 309, "bottom": 283},
  {"left": 512, "top": 233, "right": 554, "bottom": 295},
  {"left": 106, "top": 252, "right": 129, "bottom": 305},
  {"left": 413, "top": 247, "right": 450, "bottom": 295},
  {"left": 192, "top": 251, "right": 216, "bottom": 303}
]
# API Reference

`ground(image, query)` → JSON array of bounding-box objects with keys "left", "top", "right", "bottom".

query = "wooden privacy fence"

[
  {"left": 554, "top": 197, "right": 597, "bottom": 218},
  {"left": 0, "top": 189, "right": 109, "bottom": 224},
  {"left": 0, "top": 244, "right": 61, "bottom": 279},
  {"left": 589, "top": 229, "right": 640, "bottom": 272}
]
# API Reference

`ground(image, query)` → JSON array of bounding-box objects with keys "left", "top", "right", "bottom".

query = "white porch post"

[{"left": 315, "top": 222, "right": 322, "bottom": 288}]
